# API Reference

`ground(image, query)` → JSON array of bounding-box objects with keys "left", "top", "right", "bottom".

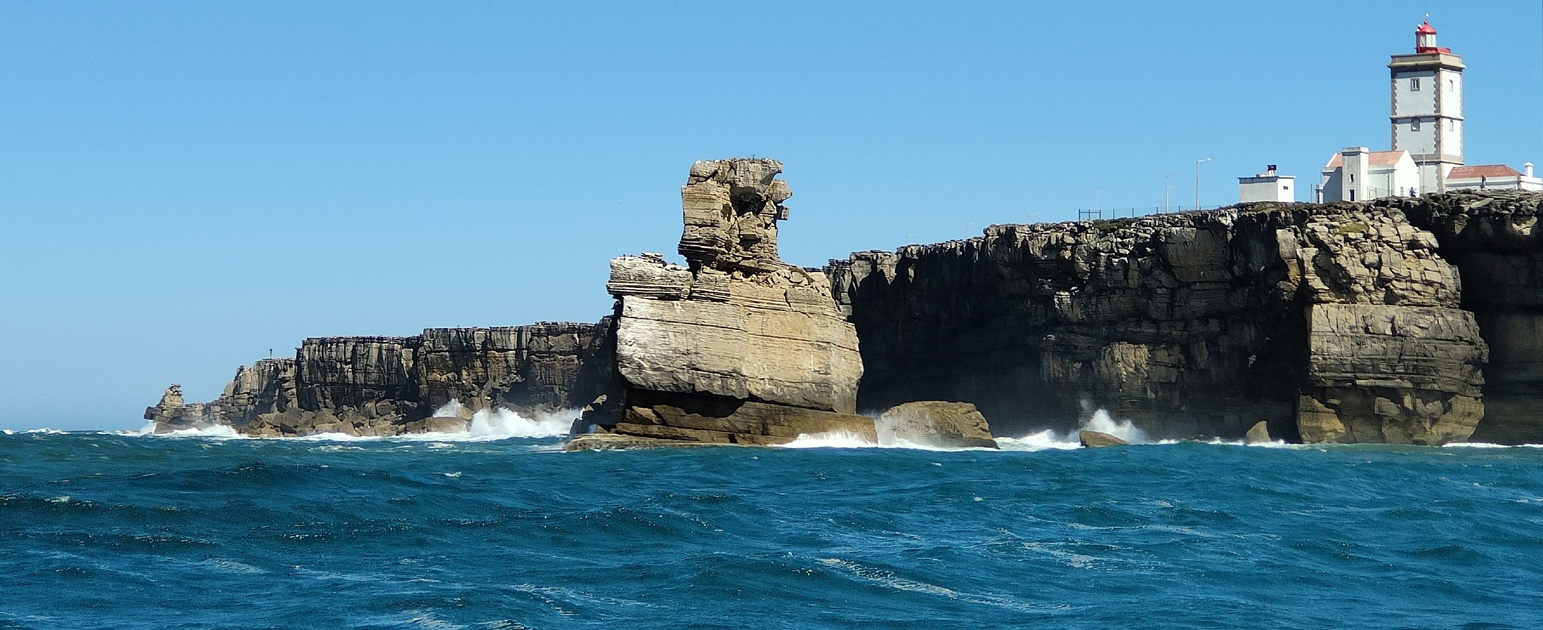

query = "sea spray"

[{"left": 1081, "top": 408, "right": 1150, "bottom": 444}]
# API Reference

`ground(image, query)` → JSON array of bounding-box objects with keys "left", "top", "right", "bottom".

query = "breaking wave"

[{"left": 131, "top": 400, "right": 575, "bottom": 442}]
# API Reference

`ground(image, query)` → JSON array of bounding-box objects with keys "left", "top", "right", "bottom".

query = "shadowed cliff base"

[{"left": 831, "top": 190, "right": 1543, "bottom": 445}]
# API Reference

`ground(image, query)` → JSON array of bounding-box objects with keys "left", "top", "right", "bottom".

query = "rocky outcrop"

[
  {"left": 1403, "top": 192, "right": 1543, "bottom": 444},
  {"left": 877, "top": 401, "right": 998, "bottom": 448},
  {"left": 1080, "top": 430, "right": 1127, "bottom": 448},
  {"left": 830, "top": 196, "right": 1491, "bottom": 445},
  {"left": 148, "top": 322, "right": 613, "bottom": 436},
  {"left": 1245, "top": 420, "right": 1272, "bottom": 444},
  {"left": 584, "top": 158, "right": 874, "bottom": 445}
]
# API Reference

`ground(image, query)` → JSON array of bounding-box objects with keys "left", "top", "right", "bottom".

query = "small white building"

[
  {"left": 1446, "top": 163, "right": 1543, "bottom": 192},
  {"left": 1238, "top": 165, "right": 1295, "bottom": 202},
  {"left": 1319, "top": 147, "right": 1419, "bottom": 202}
]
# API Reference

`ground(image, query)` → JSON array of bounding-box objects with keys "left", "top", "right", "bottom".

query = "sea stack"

[{"left": 580, "top": 158, "right": 875, "bottom": 445}]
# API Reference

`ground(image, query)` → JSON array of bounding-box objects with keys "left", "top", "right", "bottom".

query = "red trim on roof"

[{"left": 1448, "top": 165, "right": 1522, "bottom": 179}]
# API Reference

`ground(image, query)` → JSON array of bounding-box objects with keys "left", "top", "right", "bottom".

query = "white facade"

[
  {"left": 1446, "top": 163, "right": 1543, "bottom": 192},
  {"left": 1319, "top": 147, "right": 1419, "bottom": 202},
  {"left": 1389, "top": 21, "right": 1464, "bottom": 193},
  {"left": 1238, "top": 165, "right": 1295, "bottom": 202}
]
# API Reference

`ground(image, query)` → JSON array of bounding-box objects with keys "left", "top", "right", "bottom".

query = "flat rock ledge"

[
  {"left": 1080, "top": 430, "right": 1128, "bottom": 448},
  {"left": 563, "top": 433, "right": 730, "bottom": 452}
]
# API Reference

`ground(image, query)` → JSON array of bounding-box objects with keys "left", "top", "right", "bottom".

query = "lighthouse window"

[
  {"left": 1412, "top": 120, "right": 1421, "bottom": 131},
  {"left": 1449, "top": 119, "right": 1455, "bottom": 130},
  {"left": 1411, "top": 78, "right": 1420, "bottom": 91}
]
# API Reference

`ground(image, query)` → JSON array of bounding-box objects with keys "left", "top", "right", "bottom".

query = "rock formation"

[
  {"left": 584, "top": 158, "right": 875, "bottom": 445},
  {"left": 1244, "top": 420, "right": 1272, "bottom": 445},
  {"left": 829, "top": 196, "right": 1492, "bottom": 445},
  {"left": 1079, "top": 430, "right": 1127, "bottom": 448},
  {"left": 1403, "top": 192, "right": 1543, "bottom": 444},
  {"left": 877, "top": 401, "right": 998, "bottom": 448},
  {"left": 148, "top": 159, "right": 1543, "bottom": 448},
  {"left": 147, "top": 322, "right": 613, "bottom": 436}
]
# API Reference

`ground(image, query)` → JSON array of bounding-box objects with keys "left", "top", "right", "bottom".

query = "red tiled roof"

[
  {"left": 1324, "top": 150, "right": 1408, "bottom": 170},
  {"left": 1447, "top": 164, "right": 1522, "bottom": 179}
]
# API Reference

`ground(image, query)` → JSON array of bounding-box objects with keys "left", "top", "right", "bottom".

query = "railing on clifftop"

[{"left": 1075, "top": 206, "right": 1229, "bottom": 221}]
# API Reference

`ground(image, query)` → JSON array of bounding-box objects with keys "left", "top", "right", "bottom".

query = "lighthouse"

[{"left": 1389, "top": 19, "right": 1464, "bottom": 193}]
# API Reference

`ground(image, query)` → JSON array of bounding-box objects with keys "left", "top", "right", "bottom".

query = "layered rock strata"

[
  {"left": 829, "top": 196, "right": 1492, "bottom": 445},
  {"left": 583, "top": 158, "right": 874, "bottom": 445},
  {"left": 147, "top": 321, "right": 613, "bottom": 436},
  {"left": 1403, "top": 192, "right": 1543, "bottom": 443}
]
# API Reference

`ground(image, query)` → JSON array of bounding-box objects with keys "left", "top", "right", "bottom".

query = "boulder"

[
  {"left": 1244, "top": 420, "right": 1272, "bottom": 444},
  {"left": 1079, "top": 430, "right": 1128, "bottom": 448},
  {"left": 877, "top": 401, "right": 998, "bottom": 448}
]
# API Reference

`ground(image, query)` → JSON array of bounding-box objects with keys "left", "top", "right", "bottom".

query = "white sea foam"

[
  {"left": 995, "top": 429, "right": 1080, "bottom": 451},
  {"left": 1081, "top": 408, "right": 1150, "bottom": 443},
  {"left": 1443, "top": 442, "right": 1543, "bottom": 449},
  {"left": 140, "top": 424, "right": 247, "bottom": 440},
  {"left": 126, "top": 399, "right": 576, "bottom": 443},
  {"left": 778, "top": 430, "right": 881, "bottom": 449}
]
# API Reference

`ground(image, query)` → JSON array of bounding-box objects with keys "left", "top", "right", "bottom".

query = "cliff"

[
  {"left": 146, "top": 159, "right": 1543, "bottom": 446},
  {"left": 148, "top": 321, "right": 613, "bottom": 436},
  {"left": 828, "top": 191, "right": 1543, "bottom": 445}
]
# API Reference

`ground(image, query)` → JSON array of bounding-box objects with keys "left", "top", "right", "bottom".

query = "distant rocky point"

[{"left": 148, "top": 160, "right": 1543, "bottom": 446}]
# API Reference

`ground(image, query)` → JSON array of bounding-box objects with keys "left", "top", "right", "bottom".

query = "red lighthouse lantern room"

[{"left": 1415, "top": 20, "right": 1449, "bottom": 54}]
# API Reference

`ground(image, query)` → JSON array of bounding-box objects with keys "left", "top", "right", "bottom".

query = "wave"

[{"left": 127, "top": 401, "right": 575, "bottom": 443}]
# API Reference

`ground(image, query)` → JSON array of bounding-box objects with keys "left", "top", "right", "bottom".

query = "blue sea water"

[{"left": 3, "top": 428, "right": 1542, "bottom": 629}]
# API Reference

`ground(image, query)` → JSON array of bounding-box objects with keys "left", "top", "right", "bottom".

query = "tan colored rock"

[
  {"left": 1298, "top": 303, "right": 1486, "bottom": 445},
  {"left": 1244, "top": 421, "right": 1272, "bottom": 444},
  {"left": 878, "top": 401, "right": 998, "bottom": 448},
  {"left": 598, "top": 158, "right": 866, "bottom": 445},
  {"left": 563, "top": 433, "right": 726, "bottom": 452},
  {"left": 1080, "top": 430, "right": 1128, "bottom": 448}
]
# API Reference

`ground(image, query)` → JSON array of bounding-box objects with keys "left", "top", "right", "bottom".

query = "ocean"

[{"left": 3, "top": 422, "right": 1542, "bottom": 629}]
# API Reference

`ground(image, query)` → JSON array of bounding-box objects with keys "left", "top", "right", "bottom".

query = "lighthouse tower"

[{"left": 1389, "top": 19, "right": 1464, "bottom": 193}]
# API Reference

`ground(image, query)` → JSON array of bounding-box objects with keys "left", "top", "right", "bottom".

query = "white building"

[
  {"left": 1446, "top": 163, "right": 1543, "bottom": 192},
  {"left": 1390, "top": 20, "right": 1464, "bottom": 193},
  {"left": 1319, "top": 147, "right": 1418, "bottom": 202},
  {"left": 1316, "top": 19, "right": 1539, "bottom": 200},
  {"left": 1238, "top": 165, "right": 1295, "bottom": 202}
]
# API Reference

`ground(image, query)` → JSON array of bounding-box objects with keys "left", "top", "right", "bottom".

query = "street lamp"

[
  {"left": 1163, "top": 173, "right": 1180, "bottom": 214},
  {"left": 1194, "top": 158, "right": 1212, "bottom": 211}
]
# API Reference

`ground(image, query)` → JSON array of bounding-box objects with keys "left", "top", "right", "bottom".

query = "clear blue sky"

[{"left": 2, "top": 1, "right": 1538, "bottom": 430}]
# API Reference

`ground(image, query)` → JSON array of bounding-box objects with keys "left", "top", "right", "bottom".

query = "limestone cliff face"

[
  {"left": 830, "top": 196, "right": 1492, "bottom": 445},
  {"left": 148, "top": 322, "right": 613, "bottom": 436},
  {"left": 1403, "top": 192, "right": 1543, "bottom": 444},
  {"left": 588, "top": 158, "right": 873, "bottom": 445}
]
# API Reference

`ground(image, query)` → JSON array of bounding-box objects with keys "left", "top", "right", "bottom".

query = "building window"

[
  {"left": 1449, "top": 119, "right": 1455, "bottom": 131},
  {"left": 1412, "top": 119, "right": 1421, "bottom": 131},
  {"left": 1411, "top": 78, "right": 1421, "bottom": 91},
  {"left": 1449, "top": 79, "right": 1454, "bottom": 91}
]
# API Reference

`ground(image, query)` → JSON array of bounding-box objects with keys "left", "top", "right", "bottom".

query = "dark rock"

[
  {"left": 829, "top": 195, "right": 1494, "bottom": 445},
  {"left": 151, "top": 322, "right": 614, "bottom": 437}
]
